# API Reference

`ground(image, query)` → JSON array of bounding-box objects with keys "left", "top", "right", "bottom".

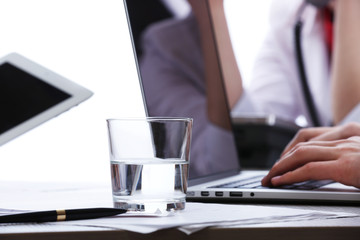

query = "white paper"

[
  {"left": 1, "top": 181, "right": 358, "bottom": 235},
  {"left": 56, "top": 202, "right": 358, "bottom": 234}
]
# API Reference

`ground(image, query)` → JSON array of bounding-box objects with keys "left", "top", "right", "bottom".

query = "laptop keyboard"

[
  {"left": 212, "top": 175, "right": 264, "bottom": 189},
  {"left": 211, "top": 175, "right": 334, "bottom": 190},
  {"left": 277, "top": 180, "right": 334, "bottom": 190}
]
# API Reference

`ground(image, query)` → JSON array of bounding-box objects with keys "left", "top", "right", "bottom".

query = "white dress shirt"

[{"left": 233, "top": 0, "right": 360, "bottom": 127}]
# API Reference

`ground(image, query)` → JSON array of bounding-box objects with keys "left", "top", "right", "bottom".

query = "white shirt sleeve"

[
  {"left": 231, "top": 89, "right": 257, "bottom": 115},
  {"left": 231, "top": 1, "right": 304, "bottom": 123}
]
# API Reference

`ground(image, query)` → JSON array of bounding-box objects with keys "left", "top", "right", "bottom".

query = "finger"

[
  {"left": 349, "top": 136, "right": 360, "bottom": 142},
  {"left": 281, "top": 127, "right": 333, "bottom": 157},
  {"left": 311, "top": 126, "right": 344, "bottom": 141},
  {"left": 262, "top": 145, "right": 339, "bottom": 186},
  {"left": 280, "top": 139, "right": 342, "bottom": 161},
  {"left": 270, "top": 160, "right": 338, "bottom": 187},
  {"left": 312, "top": 122, "right": 360, "bottom": 141},
  {"left": 282, "top": 137, "right": 360, "bottom": 163}
]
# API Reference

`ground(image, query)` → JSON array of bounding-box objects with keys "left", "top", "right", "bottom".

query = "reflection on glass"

[{"left": 124, "top": 0, "right": 240, "bottom": 179}]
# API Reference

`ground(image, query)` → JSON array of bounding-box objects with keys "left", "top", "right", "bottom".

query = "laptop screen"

[{"left": 123, "top": 0, "right": 240, "bottom": 180}]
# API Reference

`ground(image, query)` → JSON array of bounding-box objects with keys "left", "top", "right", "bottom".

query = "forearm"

[
  {"left": 207, "top": 0, "right": 243, "bottom": 109},
  {"left": 332, "top": 0, "right": 360, "bottom": 124},
  {"left": 189, "top": 0, "right": 242, "bottom": 129}
]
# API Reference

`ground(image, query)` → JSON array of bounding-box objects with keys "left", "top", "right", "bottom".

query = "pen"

[{"left": 0, "top": 208, "right": 127, "bottom": 223}]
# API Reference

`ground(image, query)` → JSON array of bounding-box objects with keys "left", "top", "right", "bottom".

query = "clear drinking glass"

[{"left": 107, "top": 117, "right": 193, "bottom": 213}]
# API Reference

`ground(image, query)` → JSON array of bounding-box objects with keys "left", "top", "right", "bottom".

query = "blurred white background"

[{"left": 0, "top": 0, "right": 270, "bottom": 183}]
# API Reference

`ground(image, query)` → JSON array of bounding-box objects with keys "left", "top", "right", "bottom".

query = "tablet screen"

[{"left": 0, "top": 62, "right": 71, "bottom": 135}]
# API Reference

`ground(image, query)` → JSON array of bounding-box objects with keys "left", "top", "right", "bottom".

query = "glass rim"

[{"left": 106, "top": 117, "right": 193, "bottom": 123}]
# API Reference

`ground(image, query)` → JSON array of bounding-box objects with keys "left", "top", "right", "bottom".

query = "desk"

[{"left": 1, "top": 181, "right": 360, "bottom": 240}]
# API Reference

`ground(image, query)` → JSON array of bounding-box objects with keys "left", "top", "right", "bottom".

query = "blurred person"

[
  {"left": 139, "top": 0, "right": 240, "bottom": 177},
  {"left": 139, "top": 0, "right": 360, "bottom": 177}
]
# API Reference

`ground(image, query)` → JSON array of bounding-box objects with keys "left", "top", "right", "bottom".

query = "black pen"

[{"left": 0, "top": 208, "right": 127, "bottom": 223}]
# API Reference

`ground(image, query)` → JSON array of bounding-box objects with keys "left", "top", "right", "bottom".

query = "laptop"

[
  {"left": 0, "top": 52, "right": 93, "bottom": 146},
  {"left": 123, "top": 0, "right": 360, "bottom": 204}
]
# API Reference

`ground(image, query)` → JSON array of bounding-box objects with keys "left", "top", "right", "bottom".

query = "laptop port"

[
  {"left": 187, "top": 191, "right": 195, "bottom": 197},
  {"left": 201, "top": 191, "right": 210, "bottom": 196},
  {"left": 229, "top": 192, "right": 243, "bottom": 197},
  {"left": 215, "top": 191, "right": 223, "bottom": 197}
]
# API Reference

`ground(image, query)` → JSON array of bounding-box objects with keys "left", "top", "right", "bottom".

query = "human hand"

[
  {"left": 281, "top": 122, "right": 360, "bottom": 158},
  {"left": 261, "top": 122, "right": 360, "bottom": 188}
]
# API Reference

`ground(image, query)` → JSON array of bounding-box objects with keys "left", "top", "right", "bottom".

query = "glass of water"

[{"left": 107, "top": 117, "right": 193, "bottom": 213}]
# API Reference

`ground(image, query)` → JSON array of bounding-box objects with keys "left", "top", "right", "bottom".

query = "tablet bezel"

[{"left": 0, "top": 52, "right": 93, "bottom": 146}]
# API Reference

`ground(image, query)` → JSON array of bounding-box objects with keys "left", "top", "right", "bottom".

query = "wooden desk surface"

[
  {"left": 2, "top": 218, "right": 360, "bottom": 240},
  {"left": 1, "top": 181, "right": 359, "bottom": 240}
]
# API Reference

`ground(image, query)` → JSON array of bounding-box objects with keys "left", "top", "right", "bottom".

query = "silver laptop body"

[{"left": 122, "top": 0, "right": 360, "bottom": 204}]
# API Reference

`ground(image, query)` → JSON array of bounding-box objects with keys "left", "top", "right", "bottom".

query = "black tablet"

[{"left": 0, "top": 52, "right": 93, "bottom": 146}]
